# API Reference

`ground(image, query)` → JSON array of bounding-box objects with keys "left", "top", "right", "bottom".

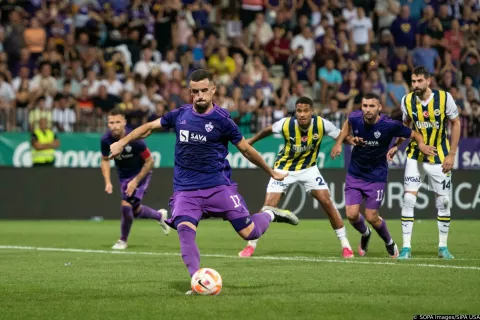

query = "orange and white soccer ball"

[{"left": 191, "top": 268, "right": 222, "bottom": 295}]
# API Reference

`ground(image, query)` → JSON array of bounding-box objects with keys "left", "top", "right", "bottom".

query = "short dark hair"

[
  {"left": 189, "top": 69, "right": 213, "bottom": 83},
  {"left": 108, "top": 107, "right": 125, "bottom": 117},
  {"left": 295, "top": 96, "right": 314, "bottom": 108},
  {"left": 362, "top": 92, "right": 381, "bottom": 102},
  {"left": 412, "top": 66, "right": 430, "bottom": 79}
]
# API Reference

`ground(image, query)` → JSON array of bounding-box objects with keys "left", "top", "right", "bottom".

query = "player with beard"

[
  {"left": 108, "top": 69, "right": 298, "bottom": 293},
  {"left": 331, "top": 93, "right": 436, "bottom": 258},
  {"left": 387, "top": 66, "right": 461, "bottom": 260},
  {"left": 100, "top": 108, "right": 170, "bottom": 250}
]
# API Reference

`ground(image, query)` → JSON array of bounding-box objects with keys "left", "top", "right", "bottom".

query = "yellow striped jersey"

[
  {"left": 401, "top": 89, "right": 459, "bottom": 164},
  {"left": 273, "top": 116, "right": 340, "bottom": 171}
]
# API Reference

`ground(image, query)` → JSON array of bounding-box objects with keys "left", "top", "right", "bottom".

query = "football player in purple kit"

[
  {"left": 101, "top": 108, "right": 170, "bottom": 250},
  {"left": 331, "top": 93, "right": 436, "bottom": 258},
  {"left": 109, "top": 69, "right": 298, "bottom": 292}
]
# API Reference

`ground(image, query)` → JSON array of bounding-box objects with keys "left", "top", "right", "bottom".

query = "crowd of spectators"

[{"left": 0, "top": 0, "right": 479, "bottom": 137}]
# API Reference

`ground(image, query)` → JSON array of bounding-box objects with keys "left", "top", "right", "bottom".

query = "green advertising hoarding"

[{"left": 0, "top": 133, "right": 343, "bottom": 168}]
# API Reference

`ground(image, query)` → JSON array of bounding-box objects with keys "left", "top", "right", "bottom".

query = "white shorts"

[
  {"left": 404, "top": 158, "right": 452, "bottom": 196},
  {"left": 266, "top": 166, "right": 329, "bottom": 194}
]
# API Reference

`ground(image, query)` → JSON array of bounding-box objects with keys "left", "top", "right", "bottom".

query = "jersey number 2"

[
  {"left": 316, "top": 177, "right": 325, "bottom": 186},
  {"left": 230, "top": 195, "right": 242, "bottom": 208}
]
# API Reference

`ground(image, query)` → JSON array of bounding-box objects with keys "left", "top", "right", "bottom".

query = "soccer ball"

[{"left": 191, "top": 268, "right": 222, "bottom": 295}]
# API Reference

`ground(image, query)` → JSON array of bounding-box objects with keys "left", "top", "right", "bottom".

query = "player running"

[
  {"left": 101, "top": 108, "right": 170, "bottom": 250},
  {"left": 387, "top": 66, "right": 461, "bottom": 260},
  {"left": 331, "top": 93, "right": 436, "bottom": 258},
  {"left": 108, "top": 69, "right": 298, "bottom": 292},
  {"left": 238, "top": 96, "right": 356, "bottom": 258}
]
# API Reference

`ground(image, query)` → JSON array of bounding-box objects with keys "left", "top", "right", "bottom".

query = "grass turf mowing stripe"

[{"left": 1, "top": 245, "right": 479, "bottom": 271}]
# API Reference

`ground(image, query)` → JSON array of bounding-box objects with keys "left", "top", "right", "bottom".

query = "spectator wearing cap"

[{"left": 390, "top": 5, "right": 417, "bottom": 50}]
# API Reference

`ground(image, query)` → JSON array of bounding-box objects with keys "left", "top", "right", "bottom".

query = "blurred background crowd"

[{"left": 0, "top": 0, "right": 479, "bottom": 137}]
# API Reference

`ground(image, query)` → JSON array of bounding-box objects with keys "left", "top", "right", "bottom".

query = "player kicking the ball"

[
  {"left": 101, "top": 108, "right": 170, "bottom": 250},
  {"left": 388, "top": 66, "right": 461, "bottom": 260},
  {"left": 239, "top": 96, "right": 356, "bottom": 259},
  {"left": 109, "top": 69, "right": 298, "bottom": 293},
  {"left": 331, "top": 93, "right": 436, "bottom": 258}
]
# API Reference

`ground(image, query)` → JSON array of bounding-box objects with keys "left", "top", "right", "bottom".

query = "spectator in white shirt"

[
  {"left": 348, "top": 7, "right": 373, "bottom": 53},
  {"left": 159, "top": 50, "right": 182, "bottom": 79},
  {"left": 0, "top": 72, "right": 15, "bottom": 131},
  {"left": 52, "top": 94, "right": 76, "bottom": 132},
  {"left": 290, "top": 26, "right": 316, "bottom": 60},
  {"left": 247, "top": 13, "right": 274, "bottom": 48},
  {"left": 133, "top": 48, "right": 159, "bottom": 79},
  {"left": 342, "top": 0, "right": 357, "bottom": 24},
  {"left": 140, "top": 85, "right": 164, "bottom": 116},
  {"left": 101, "top": 67, "right": 124, "bottom": 97},
  {"left": 81, "top": 69, "right": 101, "bottom": 97}
]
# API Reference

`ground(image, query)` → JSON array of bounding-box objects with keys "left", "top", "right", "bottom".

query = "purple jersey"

[
  {"left": 101, "top": 129, "right": 149, "bottom": 180},
  {"left": 160, "top": 104, "right": 243, "bottom": 191},
  {"left": 348, "top": 111, "right": 412, "bottom": 182}
]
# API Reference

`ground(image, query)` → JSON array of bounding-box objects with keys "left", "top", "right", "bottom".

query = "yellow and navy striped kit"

[
  {"left": 404, "top": 89, "right": 450, "bottom": 164},
  {"left": 274, "top": 116, "right": 325, "bottom": 171}
]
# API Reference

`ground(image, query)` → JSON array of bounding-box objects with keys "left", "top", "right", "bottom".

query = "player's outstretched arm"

[
  {"left": 235, "top": 138, "right": 288, "bottom": 181},
  {"left": 101, "top": 156, "right": 112, "bottom": 194},
  {"left": 126, "top": 154, "right": 154, "bottom": 197},
  {"left": 246, "top": 125, "right": 273, "bottom": 145},
  {"left": 109, "top": 119, "right": 162, "bottom": 159}
]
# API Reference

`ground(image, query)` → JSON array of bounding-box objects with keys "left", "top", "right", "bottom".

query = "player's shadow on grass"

[{"left": 168, "top": 280, "right": 273, "bottom": 294}]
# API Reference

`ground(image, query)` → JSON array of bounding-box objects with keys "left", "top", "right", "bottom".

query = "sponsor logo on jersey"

[
  {"left": 363, "top": 141, "right": 379, "bottom": 146},
  {"left": 423, "top": 111, "right": 429, "bottom": 117},
  {"left": 301, "top": 136, "right": 308, "bottom": 142},
  {"left": 180, "top": 130, "right": 189, "bottom": 142},
  {"left": 313, "top": 133, "right": 319, "bottom": 140},
  {"left": 272, "top": 180, "right": 289, "bottom": 187},
  {"left": 405, "top": 176, "right": 421, "bottom": 183},
  {"left": 292, "top": 144, "right": 315, "bottom": 152},
  {"left": 434, "top": 109, "right": 441, "bottom": 116},
  {"left": 415, "top": 121, "right": 440, "bottom": 129}
]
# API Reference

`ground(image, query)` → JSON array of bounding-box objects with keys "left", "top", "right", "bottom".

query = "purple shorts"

[
  {"left": 120, "top": 172, "right": 152, "bottom": 207},
  {"left": 344, "top": 174, "right": 386, "bottom": 210},
  {"left": 165, "top": 185, "right": 250, "bottom": 229}
]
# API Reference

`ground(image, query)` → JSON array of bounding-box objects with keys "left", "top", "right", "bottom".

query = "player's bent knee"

[
  {"left": 436, "top": 195, "right": 450, "bottom": 214},
  {"left": 121, "top": 200, "right": 132, "bottom": 207},
  {"left": 403, "top": 193, "right": 417, "bottom": 209},
  {"left": 345, "top": 207, "right": 360, "bottom": 221},
  {"left": 365, "top": 210, "right": 380, "bottom": 224},
  {"left": 174, "top": 216, "right": 199, "bottom": 231}
]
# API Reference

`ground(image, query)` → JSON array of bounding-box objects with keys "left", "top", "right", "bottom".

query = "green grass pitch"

[{"left": 1, "top": 219, "right": 479, "bottom": 320}]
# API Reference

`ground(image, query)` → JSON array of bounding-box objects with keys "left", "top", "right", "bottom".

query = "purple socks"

[
  {"left": 350, "top": 214, "right": 368, "bottom": 234},
  {"left": 178, "top": 224, "right": 200, "bottom": 277},
  {"left": 120, "top": 206, "right": 134, "bottom": 241},
  {"left": 373, "top": 219, "right": 392, "bottom": 244},
  {"left": 135, "top": 205, "right": 162, "bottom": 220}
]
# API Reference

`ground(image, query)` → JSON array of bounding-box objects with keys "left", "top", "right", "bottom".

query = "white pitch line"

[{"left": 1, "top": 245, "right": 480, "bottom": 271}]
